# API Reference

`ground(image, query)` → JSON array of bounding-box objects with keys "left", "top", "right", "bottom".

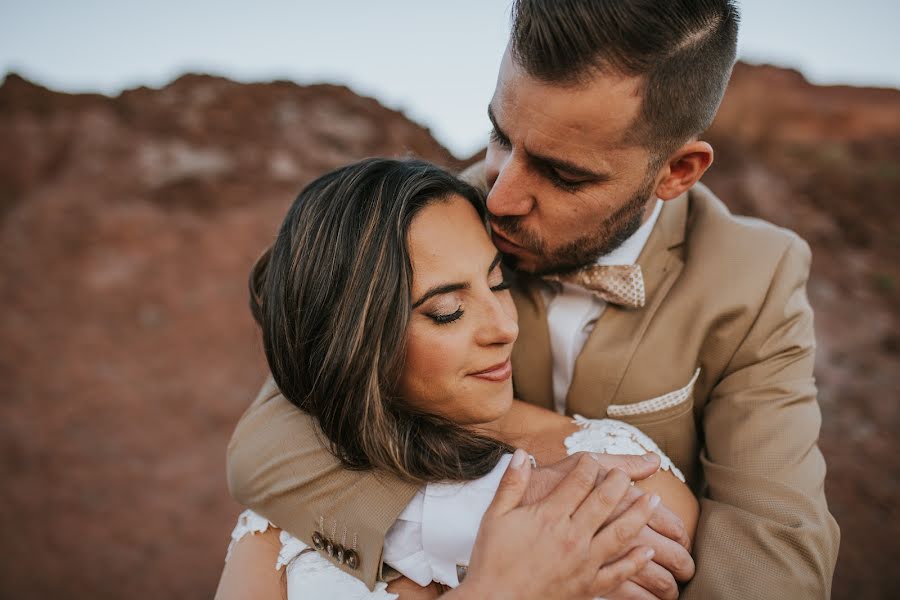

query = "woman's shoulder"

[{"left": 564, "top": 417, "right": 685, "bottom": 483}]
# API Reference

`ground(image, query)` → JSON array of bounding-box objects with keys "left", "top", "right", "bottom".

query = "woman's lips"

[{"left": 470, "top": 358, "right": 513, "bottom": 382}]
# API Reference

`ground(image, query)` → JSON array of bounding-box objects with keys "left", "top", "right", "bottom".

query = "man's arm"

[
  {"left": 226, "top": 378, "right": 419, "bottom": 590},
  {"left": 682, "top": 237, "right": 840, "bottom": 599},
  {"left": 226, "top": 379, "right": 675, "bottom": 592}
]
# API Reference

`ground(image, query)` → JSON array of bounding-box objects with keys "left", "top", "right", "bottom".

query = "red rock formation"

[
  {"left": 703, "top": 62, "right": 900, "bottom": 600},
  {"left": 1, "top": 63, "right": 897, "bottom": 598}
]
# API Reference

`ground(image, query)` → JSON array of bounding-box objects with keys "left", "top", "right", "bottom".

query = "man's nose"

[{"left": 485, "top": 154, "right": 534, "bottom": 218}]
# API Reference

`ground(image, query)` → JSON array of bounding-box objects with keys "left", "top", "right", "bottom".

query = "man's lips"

[
  {"left": 491, "top": 227, "right": 524, "bottom": 253},
  {"left": 469, "top": 358, "right": 513, "bottom": 382}
]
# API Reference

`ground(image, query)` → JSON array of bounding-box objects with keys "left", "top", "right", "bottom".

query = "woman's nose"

[{"left": 475, "top": 294, "right": 519, "bottom": 347}]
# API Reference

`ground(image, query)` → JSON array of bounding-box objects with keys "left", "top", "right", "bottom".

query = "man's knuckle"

[
  {"left": 673, "top": 552, "right": 695, "bottom": 579},
  {"left": 612, "top": 521, "right": 635, "bottom": 546},
  {"left": 647, "top": 571, "right": 677, "bottom": 598}
]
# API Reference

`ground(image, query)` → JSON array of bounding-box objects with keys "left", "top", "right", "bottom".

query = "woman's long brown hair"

[{"left": 249, "top": 158, "right": 511, "bottom": 484}]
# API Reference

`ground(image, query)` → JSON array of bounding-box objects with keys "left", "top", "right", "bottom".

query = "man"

[{"left": 227, "top": 1, "right": 839, "bottom": 598}]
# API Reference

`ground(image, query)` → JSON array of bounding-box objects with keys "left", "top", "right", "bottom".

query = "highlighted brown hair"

[{"left": 249, "top": 158, "right": 511, "bottom": 484}]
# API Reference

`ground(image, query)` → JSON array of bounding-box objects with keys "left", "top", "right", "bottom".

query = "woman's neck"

[{"left": 475, "top": 400, "right": 579, "bottom": 463}]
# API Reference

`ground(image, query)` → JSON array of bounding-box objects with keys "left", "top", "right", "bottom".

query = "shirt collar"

[{"left": 596, "top": 199, "right": 663, "bottom": 266}]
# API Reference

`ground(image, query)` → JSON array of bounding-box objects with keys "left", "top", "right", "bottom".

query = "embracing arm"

[
  {"left": 226, "top": 378, "right": 419, "bottom": 589},
  {"left": 682, "top": 237, "right": 840, "bottom": 599}
]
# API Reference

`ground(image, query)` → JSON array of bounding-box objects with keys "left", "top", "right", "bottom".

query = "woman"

[{"left": 216, "top": 158, "right": 698, "bottom": 598}]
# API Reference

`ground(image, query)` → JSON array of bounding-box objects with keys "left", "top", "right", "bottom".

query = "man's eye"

[
  {"left": 548, "top": 169, "right": 586, "bottom": 190},
  {"left": 489, "top": 129, "right": 511, "bottom": 148}
]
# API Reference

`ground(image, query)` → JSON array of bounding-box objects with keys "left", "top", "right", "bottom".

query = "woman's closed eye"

[
  {"left": 488, "top": 261, "right": 512, "bottom": 292},
  {"left": 490, "top": 279, "right": 511, "bottom": 292},
  {"left": 428, "top": 281, "right": 510, "bottom": 325},
  {"left": 429, "top": 306, "right": 464, "bottom": 325}
]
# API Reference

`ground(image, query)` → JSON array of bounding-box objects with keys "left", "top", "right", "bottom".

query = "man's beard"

[{"left": 491, "top": 175, "right": 656, "bottom": 276}]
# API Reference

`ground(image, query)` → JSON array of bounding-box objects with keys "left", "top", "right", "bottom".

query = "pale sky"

[{"left": 2, "top": 0, "right": 898, "bottom": 157}]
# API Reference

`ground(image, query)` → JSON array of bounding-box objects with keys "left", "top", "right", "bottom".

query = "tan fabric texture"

[{"left": 226, "top": 166, "right": 840, "bottom": 596}]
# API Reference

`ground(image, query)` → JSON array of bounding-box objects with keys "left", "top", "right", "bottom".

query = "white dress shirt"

[
  {"left": 545, "top": 199, "right": 663, "bottom": 413},
  {"left": 382, "top": 200, "right": 665, "bottom": 587}
]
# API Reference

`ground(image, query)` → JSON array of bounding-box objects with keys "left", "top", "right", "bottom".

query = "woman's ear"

[{"left": 654, "top": 141, "right": 714, "bottom": 201}]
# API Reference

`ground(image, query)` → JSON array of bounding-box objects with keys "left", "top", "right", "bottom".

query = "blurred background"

[{"left": 1, "top": 1, "right": 897, "bottom": 598}]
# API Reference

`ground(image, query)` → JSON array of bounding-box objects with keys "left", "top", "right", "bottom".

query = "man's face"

[{"left": 485, "top": 50, "right": 660, "bottom": 275}]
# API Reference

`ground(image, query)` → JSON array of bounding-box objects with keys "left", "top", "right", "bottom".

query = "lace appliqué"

[
  {"left": 226, "top": 509, "right": 398, "bottom": 599},
  {"left": 226, "top": 509, "right": 273, "bottom": 562},
  {"left": 564, "top": 417, "right": 685, "bottom": 483}
]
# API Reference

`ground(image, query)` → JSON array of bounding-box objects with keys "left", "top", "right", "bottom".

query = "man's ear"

[{"left": 654, "top": 141, "right": 714, "bottom": 201}]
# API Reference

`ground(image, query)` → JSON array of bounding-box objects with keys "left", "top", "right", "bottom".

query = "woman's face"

[{"left": 400, "top": 194, "right": 519, "bottom": 425}]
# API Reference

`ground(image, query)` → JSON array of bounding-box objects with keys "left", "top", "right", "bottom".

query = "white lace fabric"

[{"left": 565, "top": 416, "right": 685, "bottom": 482}]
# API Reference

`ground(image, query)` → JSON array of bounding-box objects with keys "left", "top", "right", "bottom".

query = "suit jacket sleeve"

[
  {"left": 226, "top": 377, "right": 419, "bottom": 590},
  {"left": 682, "top": 237, "right": 840, "bottom": 599}
]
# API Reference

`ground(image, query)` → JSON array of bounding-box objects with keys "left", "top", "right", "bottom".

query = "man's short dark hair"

[{"left": 510, "top": 0, "right": 740, "bottom": 158}]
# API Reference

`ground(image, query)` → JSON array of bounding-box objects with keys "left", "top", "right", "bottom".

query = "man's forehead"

[{"left": 492, "top": 51, "right": 644, "bottom": 151}]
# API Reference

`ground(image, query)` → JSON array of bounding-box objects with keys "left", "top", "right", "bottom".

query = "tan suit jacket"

[{"left": 227, "top": 172, "right": 840, "bottom": 597}]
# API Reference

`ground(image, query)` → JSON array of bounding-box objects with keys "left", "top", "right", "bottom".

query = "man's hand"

[
  {"left": 521, "top": 451, "right": 662, "bottom": 506},
  {"left": 603, "top": 484, "right": 695, "bottom": 600},
  {"left": 449, "top": 449, "right": 659, "bottom": 600},
  {"left": 524, "top": 452, "right": 695, "bottom": 600}
]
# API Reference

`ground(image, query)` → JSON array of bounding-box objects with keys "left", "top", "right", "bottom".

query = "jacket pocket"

[{"left": 606, "top": 369, "right": 701, "bottom": 488}]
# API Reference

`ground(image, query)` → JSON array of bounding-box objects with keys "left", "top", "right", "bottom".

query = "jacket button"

[
  {"left": 311, "top": 531, "right": 325, "bottom": 550},
  {"left": 344, "top": 549, "right": 360, "bottom": 570},
  {"left": 335, "top": 544, "right": 345, "bottom": 564}
]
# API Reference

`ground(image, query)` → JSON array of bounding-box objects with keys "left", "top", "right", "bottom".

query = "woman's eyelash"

[
  {"left": 428, "top": 281, "right": 509, "bottom": 325},
  {"left": 431, "top": 307, "right": 463, "bottom": 325}
]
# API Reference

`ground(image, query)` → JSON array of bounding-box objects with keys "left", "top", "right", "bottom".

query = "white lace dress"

[{"left": 225, "top": 417, "right": 684, "bottom": 599}]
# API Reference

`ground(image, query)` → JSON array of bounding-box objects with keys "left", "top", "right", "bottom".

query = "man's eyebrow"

[
  {"left": 487, "top": 104, "right": 609, "bottom": 182},
  {"left": 530, "top": 152, "right": 610, "bottom": 182},
  {"left": 411, "top": 253, "right": 504, "bottom": 309}
]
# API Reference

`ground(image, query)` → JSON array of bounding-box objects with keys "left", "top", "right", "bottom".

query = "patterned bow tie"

[{"left": 543, "top": 264, "right": 646, "bottom": 308}]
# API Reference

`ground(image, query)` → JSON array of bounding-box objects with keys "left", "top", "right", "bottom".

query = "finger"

[
  {"left": 591, "top": 546, "right": 655, "bottom": 598},
  {"left": 627, "top": 560, "right": 679, "bottom": 600},
  {"left": 485, "top": 449, "right": 532, "bottom": 516},
  {"left": 591, "top": 492, "right": 659, "bottom": 564},
  {"left": 591, "top": 452, "right": 661, "bottom": 482},
  {"left": 608, "top": 486, "right": 691, "bottom": 551},
  {"left": 602, "top": 579, "right": 658, "bottom": 600},
  {"left": 572, "top": 467, "right": 632, "bottom": 534},
  {"left": 541, "top": 452, "right": 602, "bottom": 517},
  {"left": 647, "top": 500, "right": 691, "bottom": 551},
  {"left": 627, "top": 527, "right": 696, "bottom": 583}
]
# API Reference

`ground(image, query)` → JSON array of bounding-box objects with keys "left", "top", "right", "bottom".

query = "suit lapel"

[
  {"left": 510, "top": 277, "right": 555, "bottom": 410},
  {"left": 565, "top": 193, "right": 689, "bottom": 417}
]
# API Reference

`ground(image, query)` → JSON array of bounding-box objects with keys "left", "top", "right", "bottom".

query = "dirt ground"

[{"left": 1, "top": 64, "right": 897, "bottom": 598}]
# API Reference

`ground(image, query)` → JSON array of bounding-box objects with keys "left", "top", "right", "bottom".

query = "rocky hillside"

[
  {"left": 1, "top": 63, "right": 897, "bottom": 598},
  {"left": 702, "top": 63, "right": 900, "bottom": 599}
]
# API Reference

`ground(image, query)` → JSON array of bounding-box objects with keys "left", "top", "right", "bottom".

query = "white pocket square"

[{"left": 606, "top": 368, "right": 701, "bottom": 418}]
